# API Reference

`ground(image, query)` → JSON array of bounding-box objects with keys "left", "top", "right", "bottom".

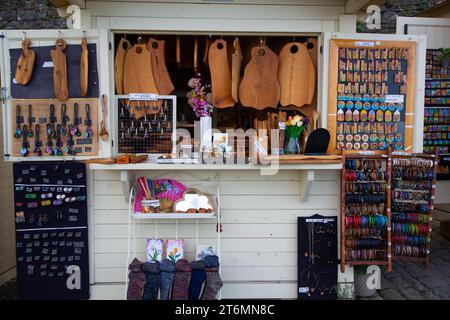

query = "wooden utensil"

[
  {"left": 123, "top": 44, "right": 160, "bottom": 118},
  {"left": 99, "top": 94, "right": 109, "bottom": 141},
  {"left": 14, "top": 38, "right": 35, "bottom": 85},
  {"left": 80, "top": 36, "right": 88, "bottom": 97},
  {"left": 239, "top": 45, "right": 280, "bottom": 109},
  {"left": 148, "top": 38, "right": 175, "bottom": 95},
  {"left": 231, "top": 38, "right": 243, "bottom": 103},
  {"left": 176, "top": 36, "right": 181, "bottom": 69},
  {"left": 193, "top": 37, "right": 198, "bottom": 73},
  {"left": 203, "top": 37, "right": 210, "bottom": 66},
  {"left": 50, "top": 38, "right": 69, "bottom": 101},
  {"left": 278, "top": 42, "right": 315, "bottom": 107},
  {"left": 208, "top": 39, "right": 235, "bottom": 109},
  {"left": 114, "top": 37, "right": 131, "bottom": 94}
]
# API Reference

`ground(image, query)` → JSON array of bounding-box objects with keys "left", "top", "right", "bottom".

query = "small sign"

[
  {"left": 42, "top": 61, "right": 54, "bottom": 68},
  {"left": 355, "top": 41, "right": 374, "bottom": 47},
  {"left": 129, "top": 93, "right": 158, "bottom": 101},
  {"left": 278, "top": 122, "right": 286, "bottom": 130},
  {"left": 385, "top": 94, "right": 404, "bottom": 103},
  {"left": 76, "top": 138, "right": 92, "bottom": 145}
]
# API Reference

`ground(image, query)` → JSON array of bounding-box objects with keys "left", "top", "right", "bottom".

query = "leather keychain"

[
  {"left": 66, "top": 124, "right": 76, "bottom": 156},
  {"left": 21, "top": 125, "right": 29, "bottom": 156},
  {"left": 54, "top": 124, "right": 63, "bottom": 156},
  {"left": 33, "top": 124, "right": 42, "bottom": 156},
  {"left": 14, "top": 104, "right": 22, "bottom": 138},
  {"left": 61, "top": 103, "right": 68, "bottom": 136},
  {"left": 27, "top": 104, "right": 34, "bottom": 137},
  {"left": 72, "top": 103, "right": 82, "bottom": 137},
  {"left": 46, "top": 123, "right": 54, "bottom": 155},
  {"left": 48, "top": 104, "right": 57, "bottom": 138},
  {"left": 84, "top": 104, "right": 93, "bottom": 138}
]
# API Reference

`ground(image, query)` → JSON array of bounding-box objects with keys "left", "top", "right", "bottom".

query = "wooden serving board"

[
  {"left": 239, "top": 45, "right": 280, "bottom": 109},
  {"left": 114, "top": 37, "right": 131, "bottom": 94},
  {"left": 208, "top": 39, "right": 235, "bottom": 109},
  {"left": 148, "top": 38, "right": 174, "bottom": 95},
  {"left": 80, "top": 37, "right": 88, "bottom": 97},
  {"left": 123, "top": 44, "right": 160, "bottom": 118},
  {"left": 278, "top": 42, "right": 315, "bottom": 107},
  {"left": 14, "top": 39, "right": 35, "bottom": 85},
  {"left": 50, "top": 39, "right": 69, "bottom": 101},
  {"left": 231, "top": 38, "right": 243, "bottom": 103},
  {"left": 11, "top": 98, "right": 98, "bottom": 157}
]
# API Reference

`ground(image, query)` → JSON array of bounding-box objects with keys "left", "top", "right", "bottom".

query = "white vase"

[{"left": 200, "top": 116, "right": 212, "bottom": 150}]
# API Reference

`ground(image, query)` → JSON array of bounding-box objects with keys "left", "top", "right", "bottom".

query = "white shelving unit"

[{"left": 124, "top": 175, "right": 222, "bottom": 300}]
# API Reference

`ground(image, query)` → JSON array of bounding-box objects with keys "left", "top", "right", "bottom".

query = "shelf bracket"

[
  {"left": 299, "top": 170, "right": 314, "bottom": 203},
  {"left": 121, "top": 170, "right": 134, "bottom": 203}
]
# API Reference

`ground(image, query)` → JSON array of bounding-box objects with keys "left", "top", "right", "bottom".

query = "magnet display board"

[
  {"left": 327, "top": 39, "right": 416, "bottom": 154},
  {"left": 13, "top": 161, "right": 89, "bottom": 300}
]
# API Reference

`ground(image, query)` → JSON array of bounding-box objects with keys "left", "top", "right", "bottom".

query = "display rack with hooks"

[{"left": 124, "top": 172, "right": 222, "bottom": 300}]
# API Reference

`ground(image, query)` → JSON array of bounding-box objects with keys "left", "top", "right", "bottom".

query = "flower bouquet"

[
  {"left": 284, "top": 115, "right": 309, "bottom": 154},
  {"left": 186, "top": 73, "right": 214, "bottom": 118}
]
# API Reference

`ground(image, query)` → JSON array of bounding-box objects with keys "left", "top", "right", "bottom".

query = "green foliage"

[{"left": 439, "top": 48, "right": 450, "bottom": 60}]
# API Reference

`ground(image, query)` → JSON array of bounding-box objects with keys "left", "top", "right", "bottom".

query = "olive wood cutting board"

[
  {"left": 50, "top": 38, "right": 69, "bottom": 101},
  {"left": 123, "top": 44, "right": 160, "bottom": 118},
  {"left": 114, "top": 37, "right": 131, "bottom": 94},
  {"left": 80, "top": 36, "right": 88, "bottom": 97},
  {"left": 239, "top": 45, "right": 280, "bottom": 109},
  {"left": 208, "top": 39, "right": 235, "bottom": 109},
  {"left": 231, "top": 38, "right": 243, "bottom": 103},
  {"left": 148, "top": 38, "right": 174, "bottom": 95},
  {"left": 14, "top": 39, "right": 35, "bottom": 85},
  {"left": 278, "top": 42, "right": 315, "bottom": 108}
]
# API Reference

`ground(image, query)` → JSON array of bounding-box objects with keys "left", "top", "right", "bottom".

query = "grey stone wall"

[{"left": 0, "top": 0, "right": 66, "bottom": 29}]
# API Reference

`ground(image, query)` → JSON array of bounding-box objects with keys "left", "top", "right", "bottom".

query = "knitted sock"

[
  {"left": 172, "top": 259, "right": 192, "bottom": 300},
  {"left": 142, "top": 261, "right": 161, "bottom": 300},
  {"left": 201, "top": 255, "right": 223, "bottom": 300},
  {"left": 188, "top": 260, "right": 206, "bottom": 300},
  {"left": 127, "top": 258, "right": 147, "bottom": 300},
  {"left": 159, "top": 259, "right": 175, "bottom": 300}
]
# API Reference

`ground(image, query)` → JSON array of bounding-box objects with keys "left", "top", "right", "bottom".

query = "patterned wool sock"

[
  {"left": 201, "top": 255, "right": 223, "bottom": 300},
  {"left": 159, "top": 259, "right": 175, "bottom": 300},
  {"left": 142, "top": 261, "right": 161, "bottom": 300},
  {"left": 172, "top": 259, "right": 192, "bottom": 300},
  {"left": 127, "top": 258, "right": 147, "bottom": 300},
  {"left": 188, "top": 260, "right": 206, "bottom": 300}
]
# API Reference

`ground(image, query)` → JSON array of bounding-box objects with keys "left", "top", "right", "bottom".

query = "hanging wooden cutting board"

[
  {"left": 239, "top": 45, "right": 280, "bottom": 109},
  {"left": 231, "top": 38, "right": 243, "bottom": 103},
  {"left": 114, "top": 37, "right": 131, "bottom": 94},
  {"left": 278, "top": 42, "right": 315, "bottom": 107},
  {"left": 50, "top": 38, "right": 69, "bottom": 101},
  {"left": 208, "top": 39, "right": 235, "bottom": 109},
  {"left": 123, "top": 44, "right": 160, "bottom": 118},
  {"left": 148, "top": 38, "right": 174, "bottom": 95},
  {"left": 14, "top": 39, "right": 35, "bottom": 85},
  {"left": 306, "top": 38, "right": 318, "bottom": 69},
  {"left": 80, "top": 36, "right": 88, "bottom": 97}
]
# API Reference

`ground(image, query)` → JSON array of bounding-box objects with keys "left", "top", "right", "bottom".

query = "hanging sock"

[
  {"left": 126, "top": 258, "right": 146, "bottom": 300},
  {"left": 188, "top": 260, "right": 206, "bottom": 300},
  {"left": 201, "top": 255, "right": 223, "bottom": 300},
  {"left": 159, "top": 259, "right": 175, "bottom": 300},
  {"left": 142, "top": 261, "right": 161, "bottom": 300},
  {"left": 172, "top": 259, "right": 192, "bottom": 300}
]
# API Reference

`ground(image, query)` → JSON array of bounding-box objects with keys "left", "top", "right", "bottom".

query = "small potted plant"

[{"left": 438, "top": 48, "right": 450, "bottom": 69}]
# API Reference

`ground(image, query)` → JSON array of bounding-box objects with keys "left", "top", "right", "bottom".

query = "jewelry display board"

[
  {"left": 340, "top": 149, "right": 392, "bottom": 272},
  {"left": 13, "top": 161, "right": 89, "bottom": 299},
  {"left": 391, "top": 152, "right": 437, "bottom": 268},
  {"left": 327, "top": 39, "right": 416, "bottom": 153},
  {"left": 298, "top": 214, "right": 337, "bottom": 300},
  {"left": 11, "top": 98, "right": 98, "bottom": 157}
]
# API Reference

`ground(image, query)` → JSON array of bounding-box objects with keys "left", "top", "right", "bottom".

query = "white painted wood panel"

[{"left": 90, "top": 169, "right": 339, "bottom": 298}]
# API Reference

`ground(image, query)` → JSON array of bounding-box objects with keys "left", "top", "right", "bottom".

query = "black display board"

[
  {"left": 298, "top": 214, "right": 337, "bottom": 300},
  {"left": 10, "top": 44, "right": 99, "bottom": 99},
  {"left": 13, "top": 161, "right": 89, "bottom": 300}
]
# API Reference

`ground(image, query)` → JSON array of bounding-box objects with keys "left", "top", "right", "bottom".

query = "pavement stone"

[
  {"left": 418, "top": 275, "right": 450, "bottom": 290},
  {"left": 432, "top": 285, "right": 450, "bottom": 299},
  {"left": 379, "top": 288, "right": 406, "bottom": 300},
  {"left": 399, "top": 287, "right": 423, "bottom": 300},
  {"left": 421, "top": 291, "right": 441, "bottom": 300}
]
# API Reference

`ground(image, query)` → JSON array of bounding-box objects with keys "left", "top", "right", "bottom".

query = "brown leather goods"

[
  {"left": 14, "top": 38, "right": 35, "bottom": 85},
  {"left": 208, "top": 39, "right": 235, "bottom": 109},
  {"left": 80, "top": 36, "right": 88, "bottom": 97},
  {"left": 239, "top": 45, "right": 280, "bottom": 109},
  {"left": 148, "top": 38, "right": 175, "bottom": 95},
  {"left": 114, "top": 37, "right": 131, "bottom": 94},
  {"left": 50, "top": 38, "right": 69, "bottom": 101},
  {"left": 278, "top": 42, "right": 315, "bottom": 107},
  {"left": 231, "top": 38, "right": 243, "bottom": 103}
]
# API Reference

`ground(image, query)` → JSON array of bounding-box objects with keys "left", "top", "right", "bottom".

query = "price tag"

[
  {"left": 255, "top": 140, "right": 267, "bottom": 155},
  {"left": 299, "top": 287, "right": 309, "bottom": 293},
  {"left": 358, "top": 151, "right": 375, "bottom": 155},
  {"left": 385, "top": 94, "right": 404, "bottom": 103},
  {"left": 278, "top": 122, "right": 286, "bottom": 130},
  {"left": 42, "top": 61, "right": 54, "bottom": 68},
  {"left": 355, "top": 41, "right": 374, "bottom": 47},
  {"left": 129, "top": 93, "right": 158, "bottom": 101}
]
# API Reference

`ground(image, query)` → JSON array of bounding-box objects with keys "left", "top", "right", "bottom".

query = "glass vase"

[{"left": 284, "top": 136, "right": 300, "bottom": 154}]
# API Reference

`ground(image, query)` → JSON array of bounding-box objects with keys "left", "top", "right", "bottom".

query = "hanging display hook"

[
  {"left": 22, "top": 31, "right": 26, "bottom": 40},
  {"left": 58, "top": 30, "right": 63, "bottom": 38}
]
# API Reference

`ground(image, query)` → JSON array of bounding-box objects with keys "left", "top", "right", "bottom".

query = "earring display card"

[
  {"left": 13, "top": 161, "right": 89, "bottom": 300},
  {"left": 11, "top": 98, "right": 98, "bottom": 157},
  {"left": 327, "top": 40, "right": 416, "bottom": 153},
  {"left": 298, "top": 215, "right": 337, "bottom": 300}
]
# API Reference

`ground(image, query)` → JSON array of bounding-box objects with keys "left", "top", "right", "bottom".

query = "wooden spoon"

[
  {"left": 99, "top": 94, "right": 109, "bottom": 141},
  {"left": 14, "top": 38, "right": 35, "bottom": 85},
  {"left": 80, "top": 36, "right": 88, "bottom": 97},
  {"left": 50, "top": 38, "right": 69, "bottom": 100}
]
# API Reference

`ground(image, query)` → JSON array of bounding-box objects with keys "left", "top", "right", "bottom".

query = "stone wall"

[{"left": 0, "top": 0, "right": 65, "bottom": 29}]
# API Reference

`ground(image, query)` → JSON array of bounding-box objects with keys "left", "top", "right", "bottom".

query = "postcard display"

[
  {"left": 327, "top": 39, "right": 416, "bottom": 153},
  {"left": 297, "top": 215, "right": 337, "bottom": 300},
  {"left": 13, "top": 161, "right": 89, "bottom": 299}
]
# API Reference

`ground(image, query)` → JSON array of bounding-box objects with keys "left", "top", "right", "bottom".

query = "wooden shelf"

[
  {"left": 346, "top": 260, "right": 389, "bottom": 266},
  {"left": 131, "top": 213, "right": 216, "bottom": 219}
]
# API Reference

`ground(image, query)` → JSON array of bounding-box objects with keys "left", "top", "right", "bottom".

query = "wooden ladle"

[{"left": 99, "top": 94, "right": 109, "bottom": 141}]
